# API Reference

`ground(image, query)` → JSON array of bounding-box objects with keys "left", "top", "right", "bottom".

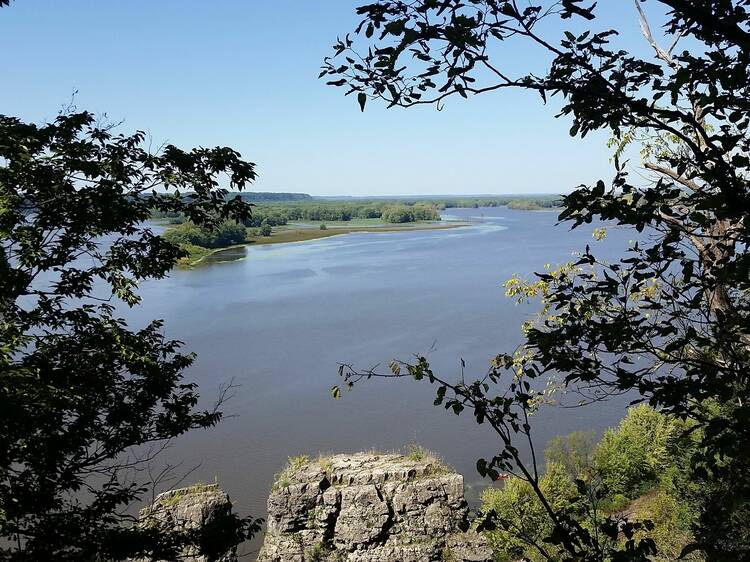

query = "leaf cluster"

[
  {"left": 0, "top": 111, "right": 258, "bottom": 560},
  {"left": 327, "top": 1, "right": 750, "bottom": 560}
]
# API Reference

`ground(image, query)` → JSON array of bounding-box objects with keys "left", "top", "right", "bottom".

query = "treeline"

[
  {"left": 506, "top": 199, "right": 545, "bottom": 210},
  {"left": 243, "top": 196, "right": 562, "bottom": 224},
  {"left": 153, "top": 196, "right": 560, "bottom": 228},
  {"left": 481, "top": 405, "right": 700, "bottom": 562},
  {"left": 153, "top": 193, "right": 559, "bottom": 213},
  {"left": 225, "top": 192, "right": 559, "bottom": 208},
  {"left": 237, "top": 196, "right": 558, "bottom": 226},
  {"left": 237, "top": 192, "right": 312, "bottom": 202},
  {"left": 236, "top": 201, "right": 442, "bottom": 226},
  {"left": 434, "top": 195, "right": 560, "bottom": 209}
]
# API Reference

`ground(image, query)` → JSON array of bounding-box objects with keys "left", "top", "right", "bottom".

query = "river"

[{"left": 124, "top": 206, "right": 633, "bottom": 553}]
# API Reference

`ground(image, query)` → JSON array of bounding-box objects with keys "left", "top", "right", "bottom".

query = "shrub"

[
  {"left": 544, "top": 430, "right": 596, "bottom": 479},
  {"left": 593, "top": 405, "right": 680, "bottom": 498},
  {"left": 632, "top": 487, "right": 696, "bottom": 561},
  {"left": 480, "top": 463, "right": 579, "bottom": 562},
  {"left": 480, "top": 407, "right": 698, "bottom": 562},
  {"left": 259, "top": 220, "right": 272, "bottom": 236}
]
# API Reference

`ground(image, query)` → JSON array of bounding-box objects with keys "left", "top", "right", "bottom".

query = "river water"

[{"left": 124, "top": 206, "right": 633, "bottom": 550}]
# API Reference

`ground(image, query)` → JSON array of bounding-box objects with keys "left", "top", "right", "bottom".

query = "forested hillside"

[{"left": 237, "top": 192, "right": 313, "bottom": 202}]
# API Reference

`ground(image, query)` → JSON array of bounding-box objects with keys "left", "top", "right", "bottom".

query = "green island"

[{"left": 157, "top": 195, "right": 558, "bottom": 267}]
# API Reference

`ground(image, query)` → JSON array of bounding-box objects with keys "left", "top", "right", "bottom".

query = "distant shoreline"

[
  {"left": 181, "top": 221, "right": 469, "bottom": 267},
  {"left": 164, "top": 196, "right": 563, "bottom": 268}
]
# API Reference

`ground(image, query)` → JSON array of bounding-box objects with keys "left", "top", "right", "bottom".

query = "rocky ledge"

[
  {"left": 138, "top": 483, "right": 237, "bottom": 562},
  {"left": 257, "top": 452, "right": 492, "bottom": 562}
]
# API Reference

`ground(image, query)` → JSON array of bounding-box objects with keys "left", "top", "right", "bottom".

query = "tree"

[
  {"left": 544, "top": 430, "right": 596, "bottom": 482},
  {"left": 484, "top": 407, "right": 698, "bottom": 561},
  {"left": 0, "top": 110, "right": 261, "bottom": 560},
  {"left": 592, "top": 405, "right": 679, "bottom": 499},
  {"left": 381, "top": 204, "right": 415, "bottom": 223},
  {"left": 259, "top": 219, "right": 273, "bottom": 236},
  {"left": 326, "top": 1, "right": 750, "bottom": 560},
  {"left": 482, "top": 461, "right": 584, "bottom": 562},
  {"left": 163, "top": 220, "right": 247, "bottom": 249}
]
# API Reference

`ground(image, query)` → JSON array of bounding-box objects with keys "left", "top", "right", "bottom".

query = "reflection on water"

[
  {"left": 122, "top": 207, "right": 633, "bottom": 545},
  {"left": 204, "top": 245, "right": 249, "bottom": 263}
]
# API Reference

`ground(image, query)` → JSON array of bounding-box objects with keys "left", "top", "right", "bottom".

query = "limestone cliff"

[{"left": 257, "top": 452, "right": 492, "bottom": 562}]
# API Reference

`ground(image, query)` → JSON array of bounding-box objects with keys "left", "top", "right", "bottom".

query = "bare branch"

[
  {"left": 634, "top": 0, "right": 678, "bottom": 68},
  {"left": 644, "top": 162, "right": 702, "bottom": 191}
]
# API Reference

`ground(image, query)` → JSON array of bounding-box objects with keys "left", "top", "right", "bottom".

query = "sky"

[{"left": 1, "top": 1, "right": 663, "bottom": 196}]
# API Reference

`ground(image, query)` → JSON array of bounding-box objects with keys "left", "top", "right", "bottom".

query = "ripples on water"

[{"left": 123, "top": 207, "right": 634, "bottom": 536}]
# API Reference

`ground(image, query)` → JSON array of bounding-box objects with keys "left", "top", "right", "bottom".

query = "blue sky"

[{"left": 2, "top": 1, "right": 660, "bottom": 196}]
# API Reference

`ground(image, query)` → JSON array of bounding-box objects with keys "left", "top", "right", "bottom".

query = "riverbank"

[{"left": 177, "top": 220, "right": 468, "bottom": 267}]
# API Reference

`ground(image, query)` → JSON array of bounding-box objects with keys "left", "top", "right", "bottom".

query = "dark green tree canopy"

[
  {"left": 0, "top": 111, "right": 260, "bottom": 560},
  {"left": 326, "top": 1, "right": 750, "bottom": 560}
]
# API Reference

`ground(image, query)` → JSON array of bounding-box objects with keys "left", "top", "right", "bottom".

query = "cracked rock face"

[{"left": 257, "top": 453, "right": 492, "bottom": 562}]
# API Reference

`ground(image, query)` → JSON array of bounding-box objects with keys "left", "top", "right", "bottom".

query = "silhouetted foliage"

[
  {"left": 327, "top": 1, "right": 750, "bottom": 560},
  {"left": 0, "top": 110, "right": 260, "bottom": 560}
]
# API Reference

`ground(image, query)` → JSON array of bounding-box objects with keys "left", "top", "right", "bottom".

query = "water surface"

[{"left": 125, "top": 207, "right": 633, "bottom": 544}]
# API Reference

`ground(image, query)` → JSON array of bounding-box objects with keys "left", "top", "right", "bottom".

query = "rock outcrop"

[
  {"left": 139, "top": 483, "right": 237, "bottom": 562},
  {"left": 257, "top": 452, "right": 492, "bottom": 562}
]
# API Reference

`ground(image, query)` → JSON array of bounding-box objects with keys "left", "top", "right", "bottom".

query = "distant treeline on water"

[
  {"left": 240, "top": 192, "right": 313, "bottom": 202},
  {"left": 152, "top": 194, "right": 560, "bottom": 226}
]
